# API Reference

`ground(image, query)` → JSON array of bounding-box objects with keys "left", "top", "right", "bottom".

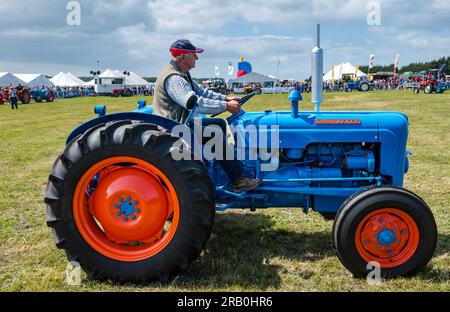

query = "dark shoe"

[{"left": 233, "top": 176, "right": 262, "bottom": 193}]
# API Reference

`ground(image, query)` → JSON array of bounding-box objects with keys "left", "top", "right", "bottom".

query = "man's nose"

[{"left": 194, "top": 54, "right": 198, "bottom": 60}]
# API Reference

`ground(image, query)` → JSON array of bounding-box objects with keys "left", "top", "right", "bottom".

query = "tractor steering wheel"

[{"left": 211, "top": 91, "right": 257, "bottom": 118}]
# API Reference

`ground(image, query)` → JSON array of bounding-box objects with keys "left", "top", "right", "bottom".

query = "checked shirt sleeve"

[{"left": 165, "top": 75, "right": 227, "bottom": 115}]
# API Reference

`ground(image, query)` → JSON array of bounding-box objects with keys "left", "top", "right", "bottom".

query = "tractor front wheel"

[
  {"left": 413, "top": 88, "right": 420, "bottom": 94},
  {"left": 44, "top": 120, "right": 215, "bottom": 283},
  {"left": 333, "top": 186, "right": 437, "bottom": 278}
]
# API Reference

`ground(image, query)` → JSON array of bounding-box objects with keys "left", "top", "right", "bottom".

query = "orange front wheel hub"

[{"left": 355, "top": 208, "right": 419, "bottom": 268}]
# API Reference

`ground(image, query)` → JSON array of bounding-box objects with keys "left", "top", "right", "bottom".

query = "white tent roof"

[
  {"left": 50, "top": 72, "right": 85, "bottom": 87},
  {"left": 323, "top": 62, "right": 367, "bottom": 81},
  {"left": 229, "top": 72, "right": 277, "bottom": 84},
  {"left": 84, "top": 79, "right": 96, "bottom": 86},
  {"left": 99, "top": 69, "right": 124, "bottom": 79},
  {"left": 14, "top": 73, "right": 54, "bottom": 88},
  {"left": 126, "top": 72, "right": 150, "bottom": 86},
  {"left": 90, "top": 70, "right": 150, "bottom": 86},
  {"left": 66, "top": 72, "right": 85, "bottom": 85},
  {"left": 0, "top": 72, "right": 26, "bottom": 87}
]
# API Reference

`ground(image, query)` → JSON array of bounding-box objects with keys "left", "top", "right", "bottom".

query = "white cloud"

[{"left": 0, "top": 0, "right": 448, "bottom": 80}]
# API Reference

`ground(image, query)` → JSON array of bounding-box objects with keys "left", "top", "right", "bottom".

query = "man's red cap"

[{"left": 169, "top": 39, "right": 204, "bottom": 57}]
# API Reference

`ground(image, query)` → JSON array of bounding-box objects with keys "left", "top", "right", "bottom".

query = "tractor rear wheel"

[
  {"left": 46, "top": 91, "right": 55, "bottom": 102},
  {"left": 333, "top": 186, "right": 437, "bottom": 278},
  {"left": 124, "top": 89, "right": 133, "bottom": 97},
  {"left": 424, "top": 85, "right": 432, "bottom": 94},
  {"left": 44, "top": 120, "right": 215, "bottom": 283},
  {"left": 20, "top": 90, "right": 31, "bottom": 104}
]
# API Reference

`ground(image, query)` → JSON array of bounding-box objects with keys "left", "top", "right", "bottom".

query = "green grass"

[{"left": 0, "top": 91, "right": 449, "bottom": 291}]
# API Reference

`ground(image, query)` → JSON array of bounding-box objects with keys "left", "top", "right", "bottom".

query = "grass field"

[{"left": 0, "top": 90, "right": 449, "bottom": 292}]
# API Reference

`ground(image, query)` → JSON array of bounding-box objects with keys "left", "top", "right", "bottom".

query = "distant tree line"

[{"left": 360, "top": 56, "right": 449, "bottom": 74}]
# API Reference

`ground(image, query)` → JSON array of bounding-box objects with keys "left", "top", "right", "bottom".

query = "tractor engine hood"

[{"left": 229, "top": 110, "right": 408, "bottom": 148}]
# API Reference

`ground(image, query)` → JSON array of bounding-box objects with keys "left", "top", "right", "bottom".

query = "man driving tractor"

[{"left": 153, "top": 39, "right": 262, "bottom": 192}]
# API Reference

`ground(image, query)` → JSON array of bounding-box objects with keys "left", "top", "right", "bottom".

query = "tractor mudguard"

[{"left": 66, "top": 112, "right": 181, "bottom": 145}]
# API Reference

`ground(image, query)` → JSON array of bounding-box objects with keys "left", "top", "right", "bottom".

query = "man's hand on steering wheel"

[
  {"left": 226, "top": 100, "right": 241, "bottom": 114},
  {"left": 226, "top": 96, "right": 241, "bottom": 102}
]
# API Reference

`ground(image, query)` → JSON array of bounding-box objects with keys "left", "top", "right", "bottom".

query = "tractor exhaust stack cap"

[{"left": 311, "top": 24, "right": 323, "bottom": 112}]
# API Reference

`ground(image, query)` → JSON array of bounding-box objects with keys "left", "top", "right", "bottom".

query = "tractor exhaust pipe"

[{"left": 311, "top": 24, "right": 323, "bottom": 112}]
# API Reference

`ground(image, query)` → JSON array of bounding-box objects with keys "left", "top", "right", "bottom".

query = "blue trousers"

[
  {"left": 191, "top": 118, "right": 245, "bottom": 182},
  {"left": 10, "top": 97, "right": 18, "bottom": 109}
]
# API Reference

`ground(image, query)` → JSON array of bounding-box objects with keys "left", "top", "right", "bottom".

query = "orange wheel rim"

[
  {"left": 355, "top": 208, "right": 419, "bottom": 268},
  {"left": 73, "top": 156, "right": 180, "bottom": 262}
]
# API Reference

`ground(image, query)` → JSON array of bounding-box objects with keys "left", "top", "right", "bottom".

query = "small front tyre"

[{"left": 333, "top": 186, "right": 437, "bottom": 278}]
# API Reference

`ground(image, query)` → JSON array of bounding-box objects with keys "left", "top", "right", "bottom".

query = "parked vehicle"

[
  {"left": 342, "top": 74, "right": 370, "bottom": 92},
  {"left": 111, "top": 88, "right": 133, "bottom": 97},
  {"left": 30, "top": 89, "right": 55, "bottom": 102},
  {"left": 413, "top": 68, "right": 446, "bottom": 94}
]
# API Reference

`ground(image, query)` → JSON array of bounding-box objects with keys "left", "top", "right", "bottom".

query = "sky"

[{"left": 1, "top": 0, "right": 449, "bottom": 80}]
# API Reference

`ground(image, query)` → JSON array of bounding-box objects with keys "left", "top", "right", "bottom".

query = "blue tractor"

[
  {"left": 30, "top": 89, "right": 55, "bottom": 103},
  {"left": 45, "top": 26, "right": 437, "bottom": 283},
  {"left": 342, "top": 74, "right": 371, "bottom": 92}
]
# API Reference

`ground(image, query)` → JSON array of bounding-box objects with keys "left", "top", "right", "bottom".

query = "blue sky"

[{"left": 0, "top": 0, "right": 449, "bottom": 80}]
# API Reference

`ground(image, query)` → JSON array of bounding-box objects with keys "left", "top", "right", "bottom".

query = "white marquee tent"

[
  {"left": 228, "top": 72, "right": 277, "bottom": 85},
  {"left": 0, "top": 72, "right": 26, "bottom": 87},
  {"left": 88, "top": 69, "right": 151, "bottom": 87},
  {"left": 99, "top": 69, "right": 124, "bottom": 79},
  {"left": 84, "top": 79, "right": 95, "bottom": 86},
  {"left": 127, "top": 72, "right": 151, "bottom": 87},
  {"left": 66, "top": 72, "right": 85, "bottom": 85},
  {"left": 50, "top": 72, "right": 85, "bottom": 87},
  {"left": 14, "top": 74, "right": 54, "bottom": 88},
  {"left": 323, "top": 62, "right": 367, "bottom": 81}
]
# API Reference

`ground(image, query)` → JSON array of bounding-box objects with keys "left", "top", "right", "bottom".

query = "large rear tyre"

[
  {"left": 20, "top": 90, "right": 31, "bottom": 104},
  {"left": 46, "top": 91, "right": 55, "bottom": 102},
  {"left": 44, "top": 120, "right": 215, "bottom": 283},
  {"left": 333, "top": 186, "right": 437, "bottom": 278},
  {"left": 424, "top": 85, "right": 432, "bottom": 94}
]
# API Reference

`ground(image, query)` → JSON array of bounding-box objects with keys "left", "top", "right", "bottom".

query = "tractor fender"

[{"left": 66, "top": 112, "right": 181, "bottom": 145}]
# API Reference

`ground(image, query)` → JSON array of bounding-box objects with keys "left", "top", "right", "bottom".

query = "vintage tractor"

[
  {"left": 111, "top": 88, "right": 133, "bottom": 97},
  {"left": 45, "top": 26, "right": 437, "bottom": 283},
  {"left": 1, "top": 88, "right": 31, "bottom": 104},
  {"left": 341, "top": 74, "right": 370, "bottom": 92},
  {"left": 30, "top": 89, "right": 55, "bottom": 102},
  {"left": 413, "top": 69, "right": 446, "bottom": 94},
  {"left": 204, "top": 78, "right": 228, "bottom": 95}
]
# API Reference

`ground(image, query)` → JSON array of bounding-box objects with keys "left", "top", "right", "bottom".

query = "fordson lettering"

[{"left": 315, "top": 119, "right": 362, "bottom": 125}]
